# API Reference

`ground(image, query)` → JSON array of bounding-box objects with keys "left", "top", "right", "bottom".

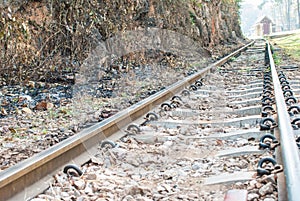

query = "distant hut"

[{"left": 254, "top": 16, "right": 273, "bottom": 37}]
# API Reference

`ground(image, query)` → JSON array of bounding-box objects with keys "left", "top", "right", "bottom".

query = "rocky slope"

[{"left": 0, "top": 0, "right": 244, "bottom": 85}]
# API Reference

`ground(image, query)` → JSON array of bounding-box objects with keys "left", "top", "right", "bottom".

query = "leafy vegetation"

[
  {"left": 272, "top": 52, "right": 282, "bottom": 65},
  {"left": 0, "top": 0, "right": 242, "bottom": 86}
]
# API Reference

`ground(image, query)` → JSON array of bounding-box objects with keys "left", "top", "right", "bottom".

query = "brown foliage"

[{"left": 0, "top": 0, "right": 242, "bottom": 86}]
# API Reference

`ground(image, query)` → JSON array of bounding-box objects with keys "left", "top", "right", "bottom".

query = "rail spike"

[
  {"left": 259, "top": 134, "right": 279, "bottom": 150},
  {"left": 63, "top": 164, "right": 83, "bottom": 177},
  {"left": 288, "top": 105, "right": 300, "bottom": 116},
  {"left": 257, "top": 157, "right": 277, "bottom": 176},
  {"left": 259, "top": 117, "right": 277, "bottom": 131},
  {"left": 100, "top": 140, "right": 118, "bottom": 149},
  {"left": 127, "top": 124, "right": 141, "bottom": 134}
]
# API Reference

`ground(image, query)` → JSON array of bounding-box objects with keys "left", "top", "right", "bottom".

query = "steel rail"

[
  {"left": 0, "top": 41, "right": 254, "bottom": 201},
  {"left": 267, "top": 42, "right": 300, "bottom": 201}
]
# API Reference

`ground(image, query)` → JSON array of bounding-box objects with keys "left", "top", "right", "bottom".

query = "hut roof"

[{"left": 255, "top": 16, "right": 273, "bottom": 24}]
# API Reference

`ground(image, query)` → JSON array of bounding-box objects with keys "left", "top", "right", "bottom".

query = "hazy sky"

[
  {"left": 240, "top": 0, "right": 273, "bottom": 36},
  {"left": 242, "top": 0, "right": 263, "bottom": 5}
]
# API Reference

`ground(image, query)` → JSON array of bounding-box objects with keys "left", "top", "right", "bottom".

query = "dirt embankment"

[{"left": 0, "top": 0, "right": 244, "bottom": 86}]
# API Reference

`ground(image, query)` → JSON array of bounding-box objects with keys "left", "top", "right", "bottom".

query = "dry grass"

[{"left": 271, "top": 32, "right": 300, "bottom": 61}]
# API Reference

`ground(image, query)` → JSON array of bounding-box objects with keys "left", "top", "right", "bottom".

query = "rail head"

[
  {"left": 0, "top": 41, "right": 254, "bottom": 201},
  {"left": 267, "top": 42, "right": 300, "bottom": 201}
]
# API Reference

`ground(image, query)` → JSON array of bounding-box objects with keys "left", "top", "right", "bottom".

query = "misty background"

[{"left": 240, "top": 0, "right": 300, "bottom": 37}]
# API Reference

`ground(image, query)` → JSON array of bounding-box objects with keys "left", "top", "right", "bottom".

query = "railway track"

[{"left": 1, "top": 40, "right": 300, "bottom": 201}]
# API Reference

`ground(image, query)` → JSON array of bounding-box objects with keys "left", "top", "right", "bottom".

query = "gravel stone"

[
  {"left": 247, "top": 193, "right": 259, "bottom": 201},
  {"left": 263, "top": 198, "right": 276, "bottom": 201},
  {"left": 259, "top": 182, "right": 274, "bottom": 196},
  {"left": 74, "top": 179, "right": 86, "bottom": 190},
  {"left": 236, "top": 138, "right": 249, "bottom": 146},
  {"left": 30, "top": 199, "right": 47, "bottom": 201},
  {"left": 192, "top": 163, "right": 201, "bottom": 171},
  {"left": 60, "top": 192, "right": 70, "bottom": 198}
]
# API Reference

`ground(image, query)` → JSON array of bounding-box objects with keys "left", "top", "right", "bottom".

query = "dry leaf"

[
  {"left": 8, "top": 127, "right": 17, "bottom": 134},
  {"left": 36, "top": 101, "right": 54, "bottom": 110},
  {"left": 35, "top": 101, "right": 47, "bottom": 110},
  {"left": 1, "top": 108, "right": 7, "bottom": 116},
  {"left": 22, "top": 107, "right": 32, "bottom": 114},
  {"left": 46, "top": 102, "right": 54, "bottom": 110},
  {"left": 216, "top": 139, "right": 223, "bottom": 146}
]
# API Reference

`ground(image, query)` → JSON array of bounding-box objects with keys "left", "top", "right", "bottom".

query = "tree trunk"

[
  {"left": 287, "top": 0, "right": 291, "bottom": 30},
  {"left": 297, "top": 0, "right": 300, "bottom": 29}
]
